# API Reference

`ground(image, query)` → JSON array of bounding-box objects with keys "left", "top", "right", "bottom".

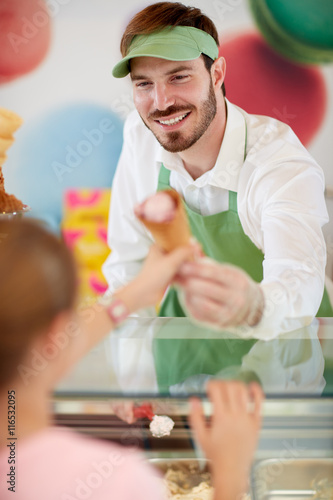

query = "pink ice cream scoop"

[
  {"left": 135, "top": 191, "right": 176, "bottom": 223},
  {"left": 135, "top": 189, "right": 193, "bottom": 253}
]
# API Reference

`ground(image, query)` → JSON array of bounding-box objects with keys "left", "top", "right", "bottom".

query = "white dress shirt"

[{"left": 103, "top": 99, "right": 330, "bottom": 339}]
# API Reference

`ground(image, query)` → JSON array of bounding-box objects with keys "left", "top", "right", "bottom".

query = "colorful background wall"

[{"left": 0, "top": 0, "right": 333, "bottom": 294}]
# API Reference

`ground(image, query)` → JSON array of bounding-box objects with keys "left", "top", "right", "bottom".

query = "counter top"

[
  {"left": 54, "top": 317, "right": 333, "bottom": 402},
  {"left": 53, "top": 317, "right": 333, "bottom": 457}
]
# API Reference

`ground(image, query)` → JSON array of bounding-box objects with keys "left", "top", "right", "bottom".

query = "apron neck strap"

[
  {"left": 228, "top": 190, "right": 238, "bottom": 212},
  {"left": 158, "top": 164, "right": 238, "bottom": 212},
  {"left": 157, "top": 163, "right": 171, "bottom": 190}
]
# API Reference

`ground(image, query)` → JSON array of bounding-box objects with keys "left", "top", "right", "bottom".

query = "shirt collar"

[{"left": 155, "top": 99, "right": 246, "bottom": 191}]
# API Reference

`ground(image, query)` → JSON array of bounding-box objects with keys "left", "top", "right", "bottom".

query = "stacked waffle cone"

[
  {"left": 135, "top": 189, "right": 192, "bottom": 252},
  {"left": 0, "top": 108, "right": 25, "bottom": 213}
]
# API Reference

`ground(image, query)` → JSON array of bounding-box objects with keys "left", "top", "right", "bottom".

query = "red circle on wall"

[
  {"left": 220, "top": 32, "right": 327, "bottom": 146},
  {"left": 0, "top": 0, "right": 51, "bottom": 83}
]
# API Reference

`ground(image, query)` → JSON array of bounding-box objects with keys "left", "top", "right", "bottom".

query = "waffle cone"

[
  {"left": 0, "top": 166, "right": 4, "bottom": 191},
  {"left": 137, "top": 190, "right": 192, "bottom": 252},
  {"left": 0, "top": 136, "right": 14, "bottom": 156},
  {"left": 0, "top": 154, "right": 7, "bottom": 166},
  {"left": 0, "top": 190, "right": 25, "bottom": 213},
  {"left": 0, "top": 108, "right": 23, "bottom": 138}
]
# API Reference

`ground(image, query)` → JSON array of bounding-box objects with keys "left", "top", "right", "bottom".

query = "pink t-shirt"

[{"left": 0, "top": 427, "right": 164, "bottom": 500}]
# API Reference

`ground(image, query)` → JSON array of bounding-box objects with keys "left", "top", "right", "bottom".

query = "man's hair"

[{"left": 120, "top": 2, "right": 226, "bottom": 96}]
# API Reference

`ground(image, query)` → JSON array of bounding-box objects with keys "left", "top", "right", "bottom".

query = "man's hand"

[
  {"left": 189, "top": 381, "right": 263, "bottom": 500},
  {"left": 176, "top": 258, "right": 264, "bottom": 328}
]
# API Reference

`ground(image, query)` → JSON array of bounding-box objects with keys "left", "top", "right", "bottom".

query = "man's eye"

[
  {"left": 173, "top": 75, "right": 189, "bottom": 81},
  {"left": 136, "top": 81, "right": 152, "bottom": 88}
]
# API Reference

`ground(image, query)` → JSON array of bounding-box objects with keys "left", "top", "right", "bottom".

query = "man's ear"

[{"left": 211, "top": 57, "right": 226, "bottom": 91}]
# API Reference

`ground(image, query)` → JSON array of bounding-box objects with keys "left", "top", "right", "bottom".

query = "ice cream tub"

[
  {"left": 251, "top": 458, "right": 333, "bottom": 499},
  {"left": 149, "top": 459, "right": 213, "bottom": 499}
]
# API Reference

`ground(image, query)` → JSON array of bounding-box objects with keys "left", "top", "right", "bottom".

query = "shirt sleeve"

[
  {"left": 238, "top": 122, "right": 330, "bottom": 339},
  {"left": 102, "top": 113, "right": 158, "bottom": 317}
]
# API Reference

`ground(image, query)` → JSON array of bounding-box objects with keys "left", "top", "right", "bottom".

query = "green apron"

[
  {"left": 152, "top": 320, "right": 258, "bottom": 394},
  {"left": 153, "top": 162, "right": 332, "bottom": 392},
  {"left": 157, "top": 165, "right": 333, "bottom": 318},
  {"left": 153, "top": 134, "right": 332, "bottom": 392}
]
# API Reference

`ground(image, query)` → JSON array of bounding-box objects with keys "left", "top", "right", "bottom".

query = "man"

[{"left": 103, "top": 2, "right": 333, "bottom": 338}]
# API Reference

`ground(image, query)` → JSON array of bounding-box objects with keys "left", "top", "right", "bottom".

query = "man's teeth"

[{"left": 158, "top": 113, "right": 188, "bottom": 126}]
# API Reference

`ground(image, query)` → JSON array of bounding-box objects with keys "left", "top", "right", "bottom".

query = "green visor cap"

[{"left": 112, "top": 26, "right": 219, "bottom": 78}]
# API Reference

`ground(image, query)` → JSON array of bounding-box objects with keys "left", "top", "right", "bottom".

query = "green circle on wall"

[{"left": 248, "top": 0, "right": 333, "bottom": 64}]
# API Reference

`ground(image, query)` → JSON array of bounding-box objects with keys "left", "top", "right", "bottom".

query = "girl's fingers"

[
  {"left": 248, "top": 382, "right": 264, "bottom": 424},
  {"left": 189, "top": 397, "right": 208, "bottom": 447}
]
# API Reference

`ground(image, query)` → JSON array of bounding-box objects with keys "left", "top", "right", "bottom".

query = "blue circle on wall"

[{"left": 4, "top": 102, "right": 124, "bottom": 232}]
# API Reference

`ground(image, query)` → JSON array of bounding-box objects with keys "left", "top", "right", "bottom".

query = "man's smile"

[{"left": 154, "top": 112, "right": 191, "bottom": 129}]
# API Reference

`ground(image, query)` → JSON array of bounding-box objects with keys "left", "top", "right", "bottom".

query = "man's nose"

[{"left": 153, "top": 83, "right": 175, "bottom": 111}]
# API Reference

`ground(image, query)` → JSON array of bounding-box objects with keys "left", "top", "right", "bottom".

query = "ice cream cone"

[
  {"left": 0, "top": 109, "right": 27, "bottom": 214},
  {"left": 0, "top": 154, "right": 7, "bottom": 166},
  {"left": 0, "top": 166, "right": 4, "bottom": 191},
  {"left": 0, "top": 190, "right": 25, "bottom": 214},
  {"left": 0, "top": 136, "right": 14, "bottom": 156},
  {"left": 0, "top": 108, "right": 23, "bottom": 138},
  {"left": 136, "top": 190, "right": 192, "bottom": 252}
]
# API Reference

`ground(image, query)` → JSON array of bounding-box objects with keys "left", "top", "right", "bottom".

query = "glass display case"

[{"left": 54, "top": 317, "right": 333, "bottom": 497}]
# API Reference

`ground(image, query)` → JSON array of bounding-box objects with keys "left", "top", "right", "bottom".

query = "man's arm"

[{"left": 177, "top": 150, "right": 330, "bottom": 338}]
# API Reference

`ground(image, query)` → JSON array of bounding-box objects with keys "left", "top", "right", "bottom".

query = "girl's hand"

[
  {"left": 116, "top": 243, "right": 197, "bottom": 313},
  {"left": 189, "top": 380, "right": 263, "bottom": 500}
]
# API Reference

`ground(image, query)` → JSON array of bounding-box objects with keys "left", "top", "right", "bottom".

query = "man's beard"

[{"left": 140, "top": 80, "right": 217, "bottom": 153}]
